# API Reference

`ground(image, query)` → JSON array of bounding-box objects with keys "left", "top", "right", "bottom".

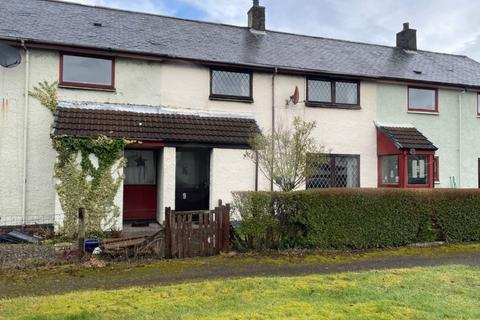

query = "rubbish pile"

[{"left": 0, "top": 230, "right": 41, "bottom": 244}]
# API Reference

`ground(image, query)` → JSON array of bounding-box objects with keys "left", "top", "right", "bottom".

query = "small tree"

[{"left": 245, "top": 117, "right": 324, "bottom": 191}]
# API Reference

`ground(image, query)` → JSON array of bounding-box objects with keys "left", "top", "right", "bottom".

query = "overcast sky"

[{"left": 64, "top": 0, "right": 480, "bottom": 61}]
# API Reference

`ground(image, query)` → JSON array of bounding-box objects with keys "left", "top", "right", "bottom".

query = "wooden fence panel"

[{"left": 164, "top": 202, "right": 230, "bottom": 259}]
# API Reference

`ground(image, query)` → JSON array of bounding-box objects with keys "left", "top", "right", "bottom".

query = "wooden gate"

[{"left": 164, "top": 201, "right": 230, "bottom": 259}]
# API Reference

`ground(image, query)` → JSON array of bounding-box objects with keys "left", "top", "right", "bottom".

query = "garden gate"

[{"left": 164, "top": 201, "right": 230, "bottom": 259}]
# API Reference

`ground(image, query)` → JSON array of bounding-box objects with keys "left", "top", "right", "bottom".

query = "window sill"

[
  {"left": 407, "top": 110, "right": 439, "bottom": 115},
  {"left": 58, "top": 84, "right": 116, "bottom": 92},
  {"left": 209, "top": 95, "right": 254, "bottom": 104},
  {"left": 305, "top": 101, "right": 361, "bottom": 110}
]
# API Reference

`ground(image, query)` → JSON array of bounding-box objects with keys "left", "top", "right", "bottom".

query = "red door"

[{"left": 123, "top": 150, "right": 157, "bottom": 221}]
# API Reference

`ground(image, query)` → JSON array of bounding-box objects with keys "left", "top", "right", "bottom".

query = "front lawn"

[{"left": 1, "top": 265, "right": 479, "bottom": 320}]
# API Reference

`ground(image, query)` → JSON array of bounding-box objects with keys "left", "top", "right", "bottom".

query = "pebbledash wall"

[
  {"left": 377, "top": 83, "right": 480, "bottom": 188},
  {"left": 0, "top": 48, "right": 379, "bottom": 228}
]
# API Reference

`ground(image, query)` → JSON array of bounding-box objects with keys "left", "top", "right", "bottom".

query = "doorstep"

[{"left": 122, "top": 222, "right": 163, "bottom": 238}]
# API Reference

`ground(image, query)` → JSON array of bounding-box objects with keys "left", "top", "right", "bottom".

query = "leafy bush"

[
  {"left": 232, "top": 192, "right": 276, "bottom": 250},
  {"left": 233, "top": 188, "right": 480, "bottom": 250}
]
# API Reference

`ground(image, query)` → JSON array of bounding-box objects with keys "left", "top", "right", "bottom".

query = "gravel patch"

[{"left": 0, "top": 244, "right": 56, "bottom": 270}]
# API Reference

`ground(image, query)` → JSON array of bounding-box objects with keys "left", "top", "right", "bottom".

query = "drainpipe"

[
  {"left": 270, "top": 67, "right": 277, "bottom": 191},
  {"left": 457, "top": 89, "right": 466, "bottom": 188},
  {"left": 21, "top": 40, "right": 30, "bottom": 225}
]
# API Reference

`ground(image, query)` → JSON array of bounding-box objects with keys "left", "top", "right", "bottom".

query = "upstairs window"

[
  {"left": 408, "top": 87, "right": 437, "bottom": 112},
  {"left": 307, "top": 78, "right": 359, "bottom": 108},
  {"left": 60, "top": 53, "right": 115, "bottom": 90},
  {"left": 210, "top": 69, "right": 252, "bottom": 102},
  {"left": 477, "top": 93, "right": 480, "bottom": 115}
]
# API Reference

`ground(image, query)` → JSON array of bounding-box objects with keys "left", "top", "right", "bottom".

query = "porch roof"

[
  {"left": 52, "top": 102, "right": 259, "bottom": 148},
  {"left": 377, "top": 125, "right": 437, "bottom": 151}
]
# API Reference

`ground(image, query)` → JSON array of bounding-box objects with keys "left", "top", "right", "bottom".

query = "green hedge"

[
  {"left": 233, "top": 189, "right": 480, "bottom": 250},
  {"left": 431, "top": 190, "right": 480, "bottom": 242}
]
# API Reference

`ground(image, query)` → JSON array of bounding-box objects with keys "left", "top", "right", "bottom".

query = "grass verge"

[{"left": 1, "top": 265, "right": 479, "bottom": 320}]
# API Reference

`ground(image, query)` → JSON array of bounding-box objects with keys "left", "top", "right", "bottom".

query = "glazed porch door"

[
  {"left": 123, "top": 150, "right": 157, "bottom": 221},
  {"left": 175, "top": 149, "right": 210, "bottom": 212}
]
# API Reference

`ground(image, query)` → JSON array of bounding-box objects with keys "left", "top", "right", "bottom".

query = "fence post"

[
  {"left": 164, "top": 207, "right": 172, "bottom": 259},
  {"left": 222, "top": 204, "right": 230, "bottom": 253},
  {"left": 78, "top": 208, "right": 85, "bottom": 258},
  {"left": 214, "top": 205, "right": 221, "bottom": 254}
]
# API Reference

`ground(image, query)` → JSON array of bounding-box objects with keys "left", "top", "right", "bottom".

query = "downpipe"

[{"left": 21, "top": 40, "right": 30, "bottom": 226}]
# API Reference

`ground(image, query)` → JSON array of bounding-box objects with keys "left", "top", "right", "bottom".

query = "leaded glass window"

[
  {"left": 307, "top": 80, "right": 331, "bottom": 102},
  {"left": 211, "top": 69, "right": 251, "bottom": 99},
  {"left": 307, "top": 78, "right": 359, "bottom": 106},
  {"left": 306, "top": 154, "right": 360, "bottom": 189}
]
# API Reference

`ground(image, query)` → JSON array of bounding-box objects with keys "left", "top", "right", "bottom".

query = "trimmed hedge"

[
  {"left": 233, "top": 189, "right": 480, "bottom": 250},
  {"left": 431, "top": 190, "right": 480, "bottom": 242}
]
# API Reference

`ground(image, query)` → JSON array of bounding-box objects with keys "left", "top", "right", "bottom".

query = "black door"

[{"left": 175, "top": 148, "right": 210, "bottom": 211}]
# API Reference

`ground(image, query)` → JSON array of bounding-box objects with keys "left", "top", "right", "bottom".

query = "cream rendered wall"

[
  {"left": 0, "top": 51, "right": 26, "bottom": 225},
  {"left": 210, "top": 148, "right": 256, "bottom": 212},
  {"left": 2, "top": 48, "right": 379, "bottom": 227},
  {"left": 160, "top": 63, "right": 378, "bottom": 188},
  {"left": 158, "top": 147, "right": 176, "bottom": 222},
  {"left": 1, "top": 48, "right": 167, "bottom": 226},
  {"left": 376, "top": 83, "right": 480, "bottom": 188}
]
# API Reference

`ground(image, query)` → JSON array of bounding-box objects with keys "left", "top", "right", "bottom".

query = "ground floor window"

[
  {"left": 407, "top": 155, "right": 429, "bottom": 185},
  {"left": 380, "top": 155, "right": 399, "bottom": 185},
  {"left": 433, "top": 156, "right": 439, "bottom": 182},
  {"left": 307, "top": 154, "right": 360, "bottom": 189}
]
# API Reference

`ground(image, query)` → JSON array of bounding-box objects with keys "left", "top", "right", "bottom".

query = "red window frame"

[
  {"left": 378, "top": 155, "right": 400, "bottom": 187},
  {"left": 477, "top": 93, "right": 480, "bottom": 116},
  {"left": 59, "top": 52, "right": 115, "bottom": 90},
  {"left": 433, "top": 156, "right": 439, "bottom": 182},
  {"left": 405, "top": 153, "right": 433, "bottom": 188},
  {"left": 407, "top": 86, "right": 438, "bottom": 113}
]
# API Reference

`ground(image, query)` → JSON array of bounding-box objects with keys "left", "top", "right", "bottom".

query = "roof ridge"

[{"left": 40, "top": 0, "right": 471, "bottom": 59}]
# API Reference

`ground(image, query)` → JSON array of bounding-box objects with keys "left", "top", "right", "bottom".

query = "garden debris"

[
  {"left": 81, "top": 256, "right": 107, "bottom": 269},
  {"left": 101, "top": 230, "right": 164, "bottom": 258},
  {"left": 0, "top": 230, "right": 40, "bottom": 244}
]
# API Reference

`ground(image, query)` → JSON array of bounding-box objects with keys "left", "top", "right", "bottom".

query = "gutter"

[{"left": 20, "top": 40, "right": 29, "bottom": 226}]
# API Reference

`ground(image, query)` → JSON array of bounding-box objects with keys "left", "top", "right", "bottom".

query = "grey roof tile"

[
  {"left": 379, "top": 126, "right": 437, "bottom": 151},
  {"left": 2, "top": 0, "right": 480, "bottom": 87}
]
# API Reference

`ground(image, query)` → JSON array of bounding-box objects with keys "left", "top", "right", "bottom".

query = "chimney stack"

[
  {"left": 396, "top": 22, "right": 417, "bottom": 51},
  {"left": 248, "top": 0, "right": 265, "bottom": 32}
]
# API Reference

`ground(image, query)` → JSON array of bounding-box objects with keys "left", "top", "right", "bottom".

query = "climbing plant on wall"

[{"left": 30, "top": 81, "right": 129, "bottom": 237}]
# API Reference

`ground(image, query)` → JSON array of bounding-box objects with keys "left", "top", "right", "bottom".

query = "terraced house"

[{"left": 1, "top": 0, "right": 480, "bottom": 230}]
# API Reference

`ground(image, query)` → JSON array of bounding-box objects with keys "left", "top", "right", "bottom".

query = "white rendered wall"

[
  {"left": 209, "top": 148, "right": 256, "bottom": 211},
  {"left": 158, "top": 147, "right": 176, "bottom": 222},
  {"left": 2, "top": 48, "right": 383, "bottom": 227}
]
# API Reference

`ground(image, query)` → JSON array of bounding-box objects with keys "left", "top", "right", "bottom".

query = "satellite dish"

[
  {"left": 290, "top": 86, "right": 299, "bottom": 105},
  {"left": 0, "top": 44, "right": 22, "bottom": 68}
]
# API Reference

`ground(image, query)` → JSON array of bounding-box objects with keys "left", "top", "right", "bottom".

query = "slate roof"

[
  {"left": 53, "top": 105, "right": 259, "bottom": 148},
  {"left": 2, "top": 0, "right": 480, "bottom": 88},
  {"left": 378, "top": 126, "right": 437, "bottom": 151}
]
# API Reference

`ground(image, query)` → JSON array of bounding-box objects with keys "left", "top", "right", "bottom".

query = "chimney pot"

[
  {"left": 397, "top": 22, "right": 417, "bottom": 51},
  {"left": 248, "top": 0, "right": 265, "bottom": 32}
]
